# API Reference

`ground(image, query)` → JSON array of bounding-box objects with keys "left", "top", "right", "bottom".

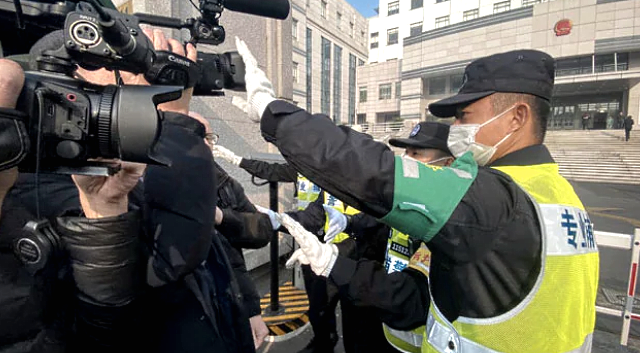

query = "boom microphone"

[{"left": 223, "top": 0, "right": 290, "bottom": 20}]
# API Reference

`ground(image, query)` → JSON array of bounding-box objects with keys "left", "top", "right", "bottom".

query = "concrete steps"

[{"left": 545, "top": 130, "right": 640, "bottom": 185}]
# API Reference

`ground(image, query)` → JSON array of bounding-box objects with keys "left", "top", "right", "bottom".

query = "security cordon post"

[
  {"left": 252, "top": 153, "right": 310, "bottom": 342},
  {"left": 269, "top": 180, "right": 280, "bottom": 313},
  {"left": 594, "top": 228, "right": 640, "bottom": 346}
]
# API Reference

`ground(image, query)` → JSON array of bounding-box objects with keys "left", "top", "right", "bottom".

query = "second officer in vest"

[{"left": 233, "top": 39, "right": 599, "bottom": 353}]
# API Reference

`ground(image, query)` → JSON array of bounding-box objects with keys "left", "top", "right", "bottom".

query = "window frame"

[
  {"left": 387, "top": 28, "right": 399, "bottom": 45},
  {"left": 387, "top": 1, "right": 399, "bottom": 16}
]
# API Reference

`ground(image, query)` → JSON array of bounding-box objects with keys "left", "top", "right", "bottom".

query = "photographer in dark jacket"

[
  {"left": 6, "top": 29, "right": 255, "bottom": 353},
  {"left": 0, "top": 59, "right": 145, "bottom": 353},
  {"left": 191, "top": 111, "right": 272, "bottom": 349}
]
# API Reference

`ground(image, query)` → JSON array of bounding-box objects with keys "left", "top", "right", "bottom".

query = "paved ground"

[{"left": 252, "top": 181, "right": 640, "bottom": 353}]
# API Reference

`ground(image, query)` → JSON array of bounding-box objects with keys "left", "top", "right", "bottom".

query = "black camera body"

[
  {"left": 14, "top": 2, "right": 184, "bottom": 175},
  {"left": 6, "top": 0, "right": 247, "bottom": 175},
  {"left": 17, "top": 71, "right": 182, "bottom": 174}
]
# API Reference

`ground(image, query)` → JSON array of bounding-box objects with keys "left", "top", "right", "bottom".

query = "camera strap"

[{"left": 144, "top": 51, "right": 201, "bottom": 89}]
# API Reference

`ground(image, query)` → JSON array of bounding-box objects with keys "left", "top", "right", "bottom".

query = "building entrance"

[{"left": 549, "top": 93, "right": 623, "bottom": 130}]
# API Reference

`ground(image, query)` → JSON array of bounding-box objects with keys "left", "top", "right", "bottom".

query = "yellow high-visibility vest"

[
  {"left": 383, "top": 228, "right": 428, "bottom": 353},
  {"left": 296, "top": 174, "right": 321, "bottom": 210},
  {"left": 423, "top": 163, "right": 598, "bottom": 353}
]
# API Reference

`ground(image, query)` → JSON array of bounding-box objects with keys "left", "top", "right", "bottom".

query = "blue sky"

[{"left": 347, "top": 0, "right": 378, "bottom": 18}]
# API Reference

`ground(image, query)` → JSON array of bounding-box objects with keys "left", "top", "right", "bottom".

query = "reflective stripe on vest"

[
  {"left": 297, "top": 174, "right": 321, "bottom": 210},
  {"left": 423, "top": 163, "right": 598, "bottom": 353},
  {"left": 425, "top": 311, "right": 593, "bottom": 353},
  {"left": 323, "top": 193, "right": 359, "bottom": 243},
  {"left": 383, "top": 229, "right": 428, "bottom": 353},
  {"left": 384, "top": 325, "right": 424, "bottom": 353}
]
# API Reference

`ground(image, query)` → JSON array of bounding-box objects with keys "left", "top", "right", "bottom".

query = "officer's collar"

[{"left": 489, "top": 144, "right": 554, "bottom": 167}]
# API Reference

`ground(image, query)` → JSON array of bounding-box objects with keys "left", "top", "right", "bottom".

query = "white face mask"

[
  {"left": 447, "top": 105, "right": 517, "bottom": 166},
  {"left": 400, "top": 153, "right": 451, "bottom": 166}
]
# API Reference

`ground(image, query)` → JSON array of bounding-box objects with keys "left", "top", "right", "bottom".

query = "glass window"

[
  {"left": 428, "top": 77, "right": 446, "bottom": 95},
  {"left": 617, "top": 53, "right": 629, "bottom": 71},
  {"left": 370, "top": 32, "right": 379, "bottom": 49},
  {"left": 321, "top": 37, "right": 331, "bottom": 115},
  {"left": 336, "top": 12, "right": 341, "bottom": 29},
  {"left": 395, "top": 82, "right": 401, "bottom": 98},
  {"left": 379, "top": 83, "right": 392, "bottom": 100},
  {"left": 522, "top": 0, "right": 541, "bottom": 6},
  {"left": 450, "top": 74, "right": 464, "bottom": 93},
  {"left": 333, "top": 45, "right": 342, "bottom": 124},
  {"left": 595, "top": 54, "right": 615, "bottom": 73},
  {"left": 348, "top": 54, "right": 357, "bottom": 124},
  {"left": 306, "top": 28, "right": 312, "bottom": 111},
  {"left": 435, "top": 0, "right": 449, "bottom": 3},
  {"left": 555, "top": 55, "right": 593, "bottom": 77},
  {"left": 357, "top": 113, "right": 366, "bottom": 124},
  {"left": 358, "top": 59, "right": 365, "bottom": 66},
  {"left": 435, "top": 16, "right": 449, "bottom": 29},
  {"left": 493, "top": 1, "right": 511, "bottom": 14},
  {"left": 293, "top": 62, "right": 299, "bottom": 83},
  {"left": 359, "top": 86, "right": 367, "bottom": 102},
  {"left": 463, "top": 9, "right": 479, "bottom": 21},
  {"left": 321, "top": 1, "right": 327, "bottom": 18},
  {"left": 411, "top": 0, "right": 423, "bottom": 10},
  {"left": 292, "top": 19, "right": 298, "bottom": 40},
  {"left": 387, "top": 28, "right": 399, "bottom": 45},
  {"left": 388, "top": 1, "right": 399, "bottom": 16},
  {"left": 349, "top": 22, "right": 354, "bottom": 37},
  {"left": 410, "top": 22, "right": 422, "bottom": 37}
]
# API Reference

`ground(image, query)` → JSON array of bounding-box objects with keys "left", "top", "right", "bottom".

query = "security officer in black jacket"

[{"left": 234, "top": 39, "right": 598, "bottom": 353}]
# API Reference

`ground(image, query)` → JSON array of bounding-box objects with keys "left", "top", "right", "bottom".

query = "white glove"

[
  {"left": 255, "top": 204, "right": 281, "bottom": 230},
  {"left": 212, "top": 145, "right": 242, "bottom": 166},
  {"left": 280, "top": 213, "right": 338, "bottom": 277},
  {"left": 233, "top": 37, "right": 277, "bottom": 122},
  {"left": 322, "top": 205, "right": 348, "bottom": 243}
]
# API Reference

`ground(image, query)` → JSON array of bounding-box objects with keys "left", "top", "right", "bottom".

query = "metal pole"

[{"left": 269, "top": 181, "right": 280, "bottom": 312}]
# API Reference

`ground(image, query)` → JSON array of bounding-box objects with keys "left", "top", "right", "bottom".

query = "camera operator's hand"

[
  {"left": 120, "top": 29, "right": 197, "bottom": 115},
  {"left": 232, "top": 37, "right": 276, "bottom": 122},
  {"left": 72, "top": 162, "right": 146, "bottom": 219},
  {"left": 249, "top": 314, "right": 269, "bottom": 349}
]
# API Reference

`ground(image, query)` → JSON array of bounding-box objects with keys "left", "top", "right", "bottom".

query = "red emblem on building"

[{"left": 554, "top": 19, "right": 572, "bottom": 36}]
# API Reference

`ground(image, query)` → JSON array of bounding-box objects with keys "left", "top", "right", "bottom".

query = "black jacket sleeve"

[
  {"left": 282, "top": 192, "right": 326, "bottom": 239},
  {"left": 144, "top": 112, "right": 217, "bottom": 285},
  {"left": 331, "top": 257, "right": 430, "bottom": 331},
  {"left": 217, "top": 209, "right": 271, "bottom": 249},
  {"left": 238, "top": 158, "right": 298, "bottom": 183},
  {"left": 56, "top": 210, "right": 146, "bottom": 353},
  {"left": 260, "top": 101, "right": 395, "bottom": 218},
  {"left": 216, "top": 173, "right": 271, "bottom": 249},
  {"left": 218, "top": 235, "right": 262, "bottom": 319},
  {"left": 330, "top": 212, "right": 430, "bottom": 330}
]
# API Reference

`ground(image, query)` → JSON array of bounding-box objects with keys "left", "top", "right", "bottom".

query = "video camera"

[{"left": 0, "top": 0, "right": 290, "bottom": 176}]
